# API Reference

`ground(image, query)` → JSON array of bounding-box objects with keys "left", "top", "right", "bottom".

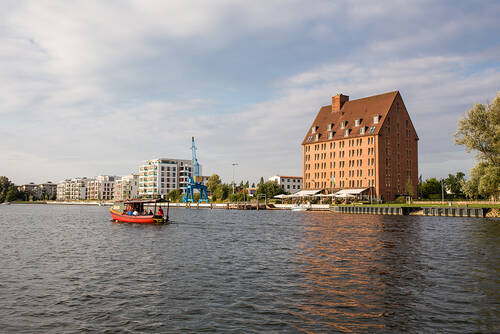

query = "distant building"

[
  {"left": 246, "top": 187, "right": 257, "bottom": 197},
  {"left": 268, "top": 175, "right": 303, "bottom": 194},
  {"left": 302, "top": 91, "right": 419, "bottom": 201},
  {"left": 56, "top": 178, "right": 88, "bottom": 201},
  {"left": 138, "top": 158, "right": 201, "bottom": 198},
  {"left": 87, "top": 175, "right": 117, "bottom": 200},
  {"left": 17, "top": 183, "right": 39, "bottom": 199},
  {"left": 56, "top": 180, "right": 69, "bottom": 201},
  {"left": 113, "top": 174, "right": 139, "bottom": 201},
  {"left": 38, "top": 182, "right": 57, "bottom": 200}
]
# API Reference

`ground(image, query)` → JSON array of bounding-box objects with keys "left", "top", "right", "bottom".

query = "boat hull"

[{"left": 110, "top": 208, "right": 164, "bottom": 224}]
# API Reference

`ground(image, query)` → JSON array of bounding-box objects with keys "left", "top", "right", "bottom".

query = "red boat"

[{"left": 110, "top": 199, "right": 169, "bottom": 224}]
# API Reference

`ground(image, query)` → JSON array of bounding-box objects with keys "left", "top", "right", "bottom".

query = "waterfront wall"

[{"left": 330, "top": 206, "right": 487, "bottom": 218}]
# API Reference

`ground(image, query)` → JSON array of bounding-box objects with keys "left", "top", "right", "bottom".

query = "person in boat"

[
  {"left": 128, "top": 210, "right": 133, "bottom": 216},
  {"left": 158, "top": 207, "right": 164, "bottom": 217},
  {"left": 133, "top": 210, "right": 138, "bottom": 216},
  {"left": 148, "top": 209, "right": 153, "bottom": 215}
]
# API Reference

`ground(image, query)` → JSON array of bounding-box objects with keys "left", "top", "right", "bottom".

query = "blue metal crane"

[{"left": 183, "top": 137, "right": 209, "bottom": 203}]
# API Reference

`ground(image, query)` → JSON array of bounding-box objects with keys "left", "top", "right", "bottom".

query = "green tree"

[
  {"left": 251, "top": 182, "right": 255, "bottom": 188},
  {"left": 462, "top": 162, "right": 500, "bottom": 199},
  {"left": 455, "top": 93, "right": 500, "bottom": 166},
  {"left": 206, "top": 174, "right": 222, "bottom": 194},
  {"left": 455, "top": 93, "right": 500, "bottom": 199},
  {"left": 443, "top": 172, "right": 465, "bottom": 197},
  {"left": 167, "top": 189, "right": 183, "bottom": 202},
  {"left": 5, "top": 187, "right": 18, "bottom": 202},
  {"left": 213, "top": 184, "right": 231, "bottom": 201},
  {"left": 259, "top": 177, "right": 264, "bottom": 186},
  {"left": 0, "top": 176, "right": 14, "bottom": 203},
  {"left": 420, "top": 178, "right": 442, "bottom": 199},
  {"left": 256, "top": 181, "right": 284, "bottom": 199}
]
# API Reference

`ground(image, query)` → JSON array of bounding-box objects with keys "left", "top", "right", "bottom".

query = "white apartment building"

[
  {"left": 268, "top": 175, "right": 303, "bottom": 194},
  {"left": 139, "top": 158, "right": 200, "bottom": 198},
  {"left": 56, "top": 181, "right": 69, "bottom": 201},
  {"left": 113, "top": 174, "right": 139, "bottom": 201},
  {"left": 87, "top": 175, "right": 117, "bottom": 200},
  {"left": 57, "top": 178, "right": 88, "bottom": 201}
]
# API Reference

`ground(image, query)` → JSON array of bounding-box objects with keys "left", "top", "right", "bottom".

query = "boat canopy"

[{"left": 123, "top": 199, "right": 168, "bottom": 204}]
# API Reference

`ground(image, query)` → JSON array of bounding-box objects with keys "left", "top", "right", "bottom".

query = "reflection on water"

[
  {"left": 0, "top": 205, "right": 499, "bottom": 333},
  {"left": 295, "top": 213, "right": 500, "bottom": 333}
]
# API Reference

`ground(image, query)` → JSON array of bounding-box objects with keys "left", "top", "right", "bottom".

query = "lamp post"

[
  {"left": 232, "top": 162, "right": 239, "bottom": 194},
  {"left": 441, "top": 179, "right": 445, "bottom": 205}
]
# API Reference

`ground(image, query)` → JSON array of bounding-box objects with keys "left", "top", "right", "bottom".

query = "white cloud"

[
  {"left": 1, "top": 0, "right": 499, "bottom": 184},
  {"left": 228, "top": 53, "right": 500, "bottom": 180}
]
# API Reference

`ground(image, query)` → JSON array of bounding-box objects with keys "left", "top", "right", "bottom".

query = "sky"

[{"left": 1, "top": 0, "right": 499, "bottom": 185}]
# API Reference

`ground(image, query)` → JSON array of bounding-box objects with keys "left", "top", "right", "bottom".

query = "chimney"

[{"left": 332, "top": 94, "right": 349, "bottom": 112}]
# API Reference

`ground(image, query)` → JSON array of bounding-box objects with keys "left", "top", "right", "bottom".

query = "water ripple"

[{"left": 0, "top": 205, "right": 499, "bottom": 333}]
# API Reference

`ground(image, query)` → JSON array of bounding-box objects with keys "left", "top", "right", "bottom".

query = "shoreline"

[{"left": 6, "top": 201, "right": 498, "bottom": 218}]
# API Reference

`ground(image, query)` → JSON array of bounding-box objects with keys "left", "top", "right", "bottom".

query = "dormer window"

[
  {"left": 344, "top": 129, "right": 349, "bottom": 137},
  {"left": 327, "top": 123, "right": 334, "bottom": 131},
  {"left": 360, "top": 127, "right": 366, "bottom": 135},
  {"left": 306, "top": 136, "right": 312, "bottom": 142},
  {"left": 373, "top": 116, "right": 380, "bottom": 124},
  {"left": 328, "top": 131, "right": 334, "bottom": 139},
  {"left": 340, "top": 121, "right": 346, "bottom": 129},
  {"left": 311, "top": 126, "right": 318, "bottom": 134},
  {"left": 355, "top": 119, "right": 360, "bottom": 127},
  {"left": 315, "top": 133, "right": 320, "bottom": 141}
]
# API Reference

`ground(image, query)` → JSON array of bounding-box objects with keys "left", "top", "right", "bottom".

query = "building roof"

[
  {"left": 272, "top": 175, "right": 303, "bottom": 179},
  {"left": 302, "top": 91, "right": 399, "bottom": 145}
]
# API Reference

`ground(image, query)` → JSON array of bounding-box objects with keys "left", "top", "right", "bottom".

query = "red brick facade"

[{"left": 302, "top": 91, "right": 418, "bottom": 202}]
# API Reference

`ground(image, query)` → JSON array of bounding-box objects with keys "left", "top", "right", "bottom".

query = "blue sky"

[{"left": 1, "top": 0, "right": 499, "bottom": 185}]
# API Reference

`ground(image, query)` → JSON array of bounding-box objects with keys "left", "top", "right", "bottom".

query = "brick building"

[{"left": 302, "top": 91, "right": 418, "bottom": 202}]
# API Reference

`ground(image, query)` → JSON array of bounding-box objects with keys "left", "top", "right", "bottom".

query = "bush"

[
  {"left": 393, "top": 196, "right": 406, "bottom": 204},
  {"left": 429, "top": 193, "right": 441, "bottom": 200}
]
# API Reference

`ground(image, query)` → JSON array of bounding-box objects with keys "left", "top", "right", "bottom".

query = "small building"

[
  {"left": 268, "top": 175, "right": 303, "bottom": 194},
  {"left": 246, "top": 187, "right": 257, "bottom": 197}
]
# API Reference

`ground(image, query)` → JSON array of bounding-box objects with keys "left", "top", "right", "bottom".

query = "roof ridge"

[{"left": 346, "top": 90, "right": 398, "bottom": 103}]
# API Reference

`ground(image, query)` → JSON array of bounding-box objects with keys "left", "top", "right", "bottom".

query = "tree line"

[
  {"left": 165, "top": 174, "right": 284, "bottom": 202},
  {"left": 453, "top": 92, "right": 499, "bottom": 199},
  {"left": 0, "top": 176, "right": 30, "bottom": 203}
]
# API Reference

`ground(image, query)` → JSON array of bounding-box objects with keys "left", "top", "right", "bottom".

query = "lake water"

[{"left": 1, "top": 204, "right": 499, "bottom": 333}]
